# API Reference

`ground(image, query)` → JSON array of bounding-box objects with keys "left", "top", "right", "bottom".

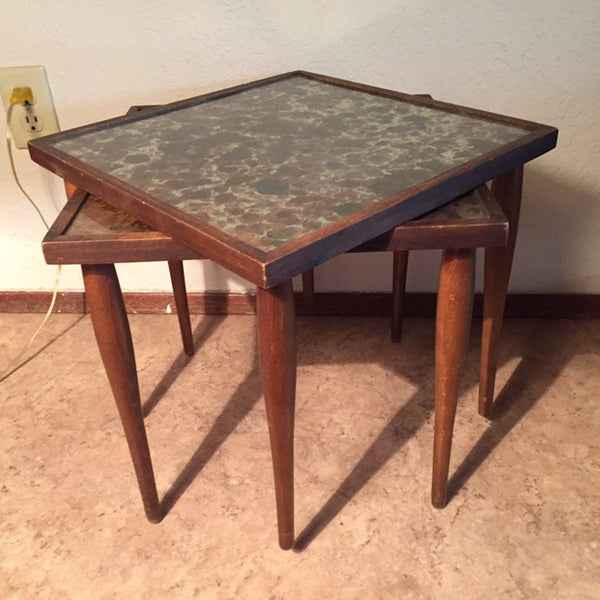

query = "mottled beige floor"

[{"left": 1, "top": 313, "right": 599, "bottom": 599}]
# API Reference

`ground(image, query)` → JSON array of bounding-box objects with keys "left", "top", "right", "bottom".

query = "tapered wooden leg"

[
  {"left": 301, "top": 268, "right": 315, "bottom": 313},
  {"left": 167, "top": 260, "right": 194, "bottom": 356},
  {"left": 256, "top": 281, "right": 296, "bottom": 550},
  {"left": 432, "top": 248, "right": 475, "bottom": 508},
  {"left": 82, "top": 264, "right": 161, "bottom": 523},
  {"left": 479, "top": 167, "right": 523, "bottom": 417},
  {"left": 391, "top": 250, "right": 409, "bottom": 342}
]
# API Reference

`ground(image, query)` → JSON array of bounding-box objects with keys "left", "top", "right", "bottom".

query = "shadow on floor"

[
  {"left": 294, "top": 319, "right": 571, "bottom": 550},
  {"left": 445, "top": 328, "right": 568, "bottom": 503},
  {"left": 0, "top": 315, "right": 86, "bottom": 384},
  {"left": 142, "top": 315, "right": 226, "bottom": 417},
  {"left": 294, "top": 381, "right": 432, "bottom": 550},
  {"left": 122, "top": 315, "right": 575, "bottom": 549},
  {"left": 160, "top": 353, "right": 261, "bottom": 514}
]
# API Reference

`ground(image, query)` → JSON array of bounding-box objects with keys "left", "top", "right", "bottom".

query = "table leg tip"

[
  {"left": 145, "top": 510, "right": 164, "bottom": 524},
  {"left": 478, "top": 399, "right": 494, "bottom": 419},
  {"left": 431, "top": 495, "right": 447, "bottom": 509},
  {"left": 278, "top": 533, "right": 295, "bottom": 550}
]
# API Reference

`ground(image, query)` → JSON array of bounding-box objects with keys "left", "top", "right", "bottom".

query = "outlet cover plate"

[{"left": 0, "top": 65, "right": 60, "bottom": 149}]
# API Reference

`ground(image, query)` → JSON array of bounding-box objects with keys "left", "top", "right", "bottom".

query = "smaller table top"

[
  {"left": 42, "top": 190, "right": 199, "bottom": 265},
  {"left": 29, "top": 71, "right": 557, "bottom": 287},
  {"left": 67, "top": 194, "right": 154, "bottom": 236}
]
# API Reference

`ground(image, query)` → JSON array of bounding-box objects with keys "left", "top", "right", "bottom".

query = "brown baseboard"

[
  {"left": 0, "top": 291, "right": 87, "bottom": 314},
  {"left": 0, "top": 291, "right": 257, "bottom": 316},
  {"left": 304, "top": 292, "right": 600, "bottom": 319},
  {"left": 296, "top": 292, "right": 600, "bottom": 319},
  {"left": 1, "top": 291, "right": 599, "bottom": 318}
]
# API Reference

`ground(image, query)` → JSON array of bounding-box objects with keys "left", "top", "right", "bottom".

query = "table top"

[
  {"left": 29, "top": 71, "right": 557, "bottom": 287},
  {"left": 41, "top": 190, "right": 200, "bottom": 265}
]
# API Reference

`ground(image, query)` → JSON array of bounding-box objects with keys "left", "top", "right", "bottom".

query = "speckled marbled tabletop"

[{"left": 52, "top": 76, "right": 526, "bottom": 253}]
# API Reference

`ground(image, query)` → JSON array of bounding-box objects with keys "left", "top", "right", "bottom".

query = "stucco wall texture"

[{"left": 1, "top": 0, "right": 599, "bottom": 293}]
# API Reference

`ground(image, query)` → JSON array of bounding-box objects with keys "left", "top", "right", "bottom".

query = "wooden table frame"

[{"left": 30, "top": 73, "right": 556, "bottom": 549}]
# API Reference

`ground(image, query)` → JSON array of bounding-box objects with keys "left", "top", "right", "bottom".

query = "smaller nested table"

[{"left": 31, "top": 72, "right": 557, "bottom": 549}]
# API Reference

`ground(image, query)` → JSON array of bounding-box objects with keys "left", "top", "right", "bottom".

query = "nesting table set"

[{"left": 29, "top": 72, "right": 557, "bottom": 549}]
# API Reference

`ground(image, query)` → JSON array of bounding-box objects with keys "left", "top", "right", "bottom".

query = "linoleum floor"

[{"left": 1, "top": 314, "right": 599, "bottom": 599}]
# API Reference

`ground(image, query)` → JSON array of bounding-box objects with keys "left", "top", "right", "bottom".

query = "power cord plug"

[{"left": 10, "top": 86, "right": 34, "bottom": 106}]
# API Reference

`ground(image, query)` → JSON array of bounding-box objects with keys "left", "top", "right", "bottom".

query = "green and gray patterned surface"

[{"left": 54, "top": 76, "right": 525, "bottom": 253}]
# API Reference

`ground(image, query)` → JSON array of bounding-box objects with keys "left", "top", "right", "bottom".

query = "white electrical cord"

[
  {"left": 0, "top": 265, "right": 61, "bottom": 383},
  {"left": 1, "top": 104, "right": 62, "bottom": 383},
  {"left": 5, "top": 104, "right": 51, "bottom": 229}
]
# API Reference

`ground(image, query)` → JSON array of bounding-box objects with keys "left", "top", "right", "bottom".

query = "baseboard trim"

[{"left": 1, "top": 291, "right": 599, "bottom": 319}]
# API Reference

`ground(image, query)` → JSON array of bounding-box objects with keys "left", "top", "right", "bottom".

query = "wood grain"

[
  {"left": 432, "top": 248, "right": 475, "bottom": 508},
  {"left": 256, "top": 282, "right": 296, "bottom": 550}
]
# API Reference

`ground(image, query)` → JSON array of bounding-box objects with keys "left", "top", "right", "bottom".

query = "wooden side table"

[{"left": 31, "top": 71, "right": 557, "bottom": 548}]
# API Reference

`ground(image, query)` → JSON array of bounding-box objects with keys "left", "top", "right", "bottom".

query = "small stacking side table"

[{"left": 31, "top": 71, "right": 557, "bottom": 549}]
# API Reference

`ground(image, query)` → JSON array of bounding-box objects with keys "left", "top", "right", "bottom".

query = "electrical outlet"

[{"left": 0, "top": 65, "right": 59, "bottom": 149}]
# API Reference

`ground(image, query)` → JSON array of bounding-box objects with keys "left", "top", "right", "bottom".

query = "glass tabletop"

[
  {"left": 29, "top": 72, "right": 557, "bottom": 286},
  {"left": 51, "top": 76, "right": 526, "bottom": 253}
]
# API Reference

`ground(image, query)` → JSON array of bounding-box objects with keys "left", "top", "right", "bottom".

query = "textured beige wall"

[{"left": 1, "top": 0, "right": 599, "bottom": 293}]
